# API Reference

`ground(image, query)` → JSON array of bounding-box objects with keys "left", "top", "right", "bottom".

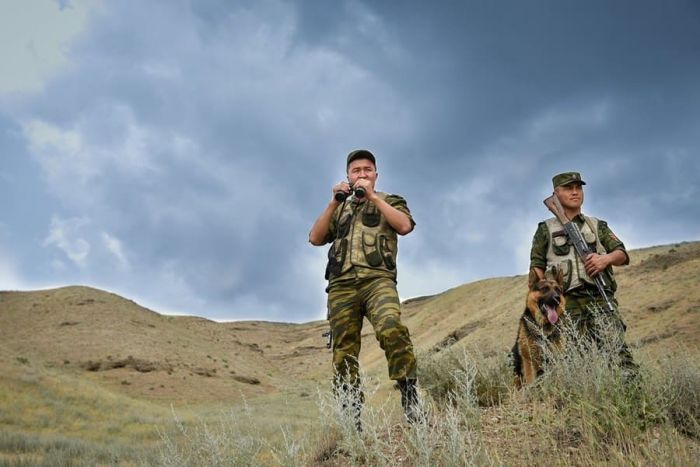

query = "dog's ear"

[{"left": 528, "top": 268, "right": 540, "bottom": 289}]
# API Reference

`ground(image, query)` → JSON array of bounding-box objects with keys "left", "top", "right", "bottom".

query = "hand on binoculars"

[
  {"left": 352, "top": 178, "right": 373, "bottom": 199},
  {"left": 332, "top": 181, "right": 351, "bottom": 201}
]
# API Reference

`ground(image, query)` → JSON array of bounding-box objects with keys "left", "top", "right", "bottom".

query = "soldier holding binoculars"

[{"left": 309, "top": 149, "right": 419, "bottom": 426}]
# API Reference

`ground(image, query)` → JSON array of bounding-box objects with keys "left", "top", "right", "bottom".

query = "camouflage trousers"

[
  {"left": 564, "top": 292, "right": 638, "bottom": 371},
  {"left": 327, "top": 276, "right": 417, "bottom": 388}
]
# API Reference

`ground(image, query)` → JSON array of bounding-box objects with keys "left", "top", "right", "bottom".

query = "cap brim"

[
  {"left": 346, "top": 149, "right": 376, "bottom": 166},
  {"left": 559, "top": 180, "right": 586, "bottom": 187}
]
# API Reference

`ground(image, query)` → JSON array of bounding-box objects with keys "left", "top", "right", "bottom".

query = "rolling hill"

[
  {"left": 1, "top": 240, "right": 698, "bottom": 464},
  {"left": 1, "top": 241, "right": 698, "bottom": 404}
]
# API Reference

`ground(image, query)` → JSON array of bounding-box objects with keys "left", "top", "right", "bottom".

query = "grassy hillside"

[
  {"left": 361, "top": 240, "right": 700, "bottom": 383},
  {"left": 0, "top": 286, "right": 330, "bottom": 403},
  {"left": 0, "top": 240, "right": 698, "bottom": 464}
]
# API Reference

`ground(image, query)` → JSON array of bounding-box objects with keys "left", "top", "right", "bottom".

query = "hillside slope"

[
  {"left": 1, "top": 241, "right": 698, "bottom": 403},
  {"left": 0, "top": 286, "right": 319, "bottom": 401}
]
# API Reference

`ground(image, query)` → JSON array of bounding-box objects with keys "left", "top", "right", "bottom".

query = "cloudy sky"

[{"left": 2, "top": 0, "right": 699, "bottom": 322}]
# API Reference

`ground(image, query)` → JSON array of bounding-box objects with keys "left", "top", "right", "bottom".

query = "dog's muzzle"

[{"left": 539, "top": 294, "right": 561, "bottom": 325}]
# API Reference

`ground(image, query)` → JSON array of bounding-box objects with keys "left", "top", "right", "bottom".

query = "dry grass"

[
  {"left": 0, "top": 364, "right": 164, "bottom": 465},
  {"left": 0, "top": 365, "right": 320, "bottom": 465},
  {"left": 154, "top": 335, "right": 699, "bottom": 465},
  {"left": 0, "top": 240, "right": 698, "bottom": 464}
]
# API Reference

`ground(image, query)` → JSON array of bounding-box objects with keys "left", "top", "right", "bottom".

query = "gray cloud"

[{"left": 1, "top": 0, "right": 699, "bottom": 321}]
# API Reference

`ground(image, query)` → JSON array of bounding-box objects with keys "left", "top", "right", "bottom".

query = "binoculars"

[{"left": 334, "top": 185, "right": 366, "bottom": 202}]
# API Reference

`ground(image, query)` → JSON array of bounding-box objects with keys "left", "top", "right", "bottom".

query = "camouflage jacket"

[
  {"left": 530, "top": 214, "right": 629, "bottom": 294},
  {"left": 324, "top": 192, "right": 415, "bottom": 284}
]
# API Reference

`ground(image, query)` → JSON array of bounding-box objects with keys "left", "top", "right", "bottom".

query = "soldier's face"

[
  {"left": 347, "top": 159, "right": 378, "bottom": 187},
  {"left": 555, "top": 183, "right": 584, "bottom": 210}
]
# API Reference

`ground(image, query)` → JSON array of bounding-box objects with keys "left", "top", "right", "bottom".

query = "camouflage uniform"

[
  {"left": 530, "top": 212, "right": 637, "bottom": 370},
  {"left": 324, "top": 192, "right": 417, "bottom": 387}
]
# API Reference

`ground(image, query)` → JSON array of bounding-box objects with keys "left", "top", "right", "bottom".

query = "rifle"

[
  {"left": 543, "top": 194, "right": 615, "bottom": 312},
  {"left": 322, "top": 330, "right": 332, "bottom": 349},
  {"left": 323, "top": 306, "right": 333, "bottom": 349}
]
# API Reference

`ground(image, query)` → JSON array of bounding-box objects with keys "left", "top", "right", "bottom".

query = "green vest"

[
  {"left": 544, "top": 215, "right": 617, "bottom": 293},
  {"left": 326, "top": 192, "right": 399, "bottom": 280}
]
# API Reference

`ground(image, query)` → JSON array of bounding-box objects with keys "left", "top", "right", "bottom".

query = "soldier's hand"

[
  {"left": 332, "top": 181, "right": 351, "bottom": 201},
  {"left": 584, "top": 253, "right": 609, "bottom": 277},
  {"left": 352, "top": 178, "right": 375, "bottom": 200}
]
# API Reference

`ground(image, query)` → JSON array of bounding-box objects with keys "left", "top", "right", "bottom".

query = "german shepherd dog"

[{"left": 512, "top": 268, "right": 566, "bottom": 388}]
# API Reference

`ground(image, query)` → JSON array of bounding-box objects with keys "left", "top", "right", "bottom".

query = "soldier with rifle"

[{"left": 531, "top": 172, "right": 638, "bottom": 373}]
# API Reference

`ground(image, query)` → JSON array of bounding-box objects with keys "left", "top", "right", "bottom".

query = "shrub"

[
  {"left": 418, "top": 347, "right": 512, "bottom": 408},
  {"left": 647, "top": 350, "right": 700, "bottom": 439},
  {"left": 312, "top": 372, "right": 488, "bottom": 466},
  {"left": 156, "top": 405, "right": 266, "bottom": 466},
  {"left": 519, "top": 304, "right": 667, "bottom": 458}
]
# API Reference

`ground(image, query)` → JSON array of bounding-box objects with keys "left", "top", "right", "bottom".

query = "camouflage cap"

[
  {"left": 346, "top": 149, "right": 376, "bottom": 168},
  {"left": 552, "top": 171, "right": 586, "bottom": 188}
]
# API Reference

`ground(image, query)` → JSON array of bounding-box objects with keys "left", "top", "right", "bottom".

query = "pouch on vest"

[
  {"left": 551, "top": 230, "right": 570, "bottom": 256},
  {"left": 325, "top": 238, "right": 347, "bottom": 279},
  {"left": 362, "top": 203, "right": 381, "bottom": 227},
  {"left": 548, "top": 260, "right": 572, "bottom": 291},
  {"left": 378, "top": 234, "right": 396, "bottom": 270},
  {"left": 362, "top": 233, "right": 384, "bottom": 267},
  {"left": 581, "top": 224, "right": 597, "bottom": 250},
  {"left": 337, "top": 213, "right": 352, "bottom": 239}
]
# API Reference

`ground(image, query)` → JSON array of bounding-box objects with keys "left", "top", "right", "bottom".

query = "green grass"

[
  {"left": 0, "top": 430, "right": 141, "bottom": 467},
  {"left": 0, "top": 364, "right": 169, "bottom": 466}
]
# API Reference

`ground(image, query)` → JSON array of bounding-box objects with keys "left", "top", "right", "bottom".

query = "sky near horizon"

[{"left": 1, "top": 0, "right": 699, "bottom": 322}]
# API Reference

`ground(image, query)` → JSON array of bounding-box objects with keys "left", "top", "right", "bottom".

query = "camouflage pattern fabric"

[
  {"left": 328, "top": 276, "right": 416, "bottom": 387},
  {"left": 563, "top": 292, "right": 638, "bottom": 371},
  {"left": 324, "top": 193, "right": 415, "bottom": 282},
  {"left": 552, "top": 171, "right": 586, "bottom": 188},
  {"left": 326, "top": 194, "right": 414, "bottom": 246},
  {"left": 530, "top": 214, "right": 629, "bottom": 273},
  {"left": 530, "top": 214, "right": 637, "bottom": 372}
]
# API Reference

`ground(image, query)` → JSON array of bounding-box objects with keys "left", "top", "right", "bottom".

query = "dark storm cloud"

[
  {"left": 4, "top": 0, "right": 404, "bottom": 320},
  {"left": 2, "top": 0, "right": 699, "bottom": 321},
  {"left": 294, "top": 0, "right": 700, "bottom": 295},
  {"left": 297, "top": 1, "right": 700, "bottom": 171}
]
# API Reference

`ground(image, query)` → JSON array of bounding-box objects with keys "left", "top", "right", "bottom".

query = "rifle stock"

[
  {"left": 543, "top": 194, "right": 569, "bottom": 224},
  {"left": 542, "top": 194, "right": 615, "bottom": 312}
]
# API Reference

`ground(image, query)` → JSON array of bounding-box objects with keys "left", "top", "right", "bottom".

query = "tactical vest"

[
  {"left": 325, "top": 192, "right": 399, "bottom": 280},
  {"left": 545, "top": 215, "right": 617, "bottom": 293}
]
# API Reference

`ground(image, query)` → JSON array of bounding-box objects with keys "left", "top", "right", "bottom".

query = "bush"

[
  {"left": 418, "top": 347, "right": 512, "bottom": 408},
  {"left": 647, "top": 350, "right": 700, "bottom": 439},
  {"left": 156, "top": 405, "right": 266, "bottom": 466},
  {"left": 501, "top": 303, "right": 685, "bottom": 463},
  {"left": 313, "top": 373, "right": 488, "bottom": 466},
  {"left": 152, "top": 306, "right": 699, "bottom": 466}
]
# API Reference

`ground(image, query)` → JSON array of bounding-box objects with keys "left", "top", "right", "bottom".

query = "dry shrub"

[
  {"left": 418, "top": 347, "right": 512, "bottom": 408},
  {"left": 154, "top": 304, "right": 698, "bottom": 466},
  {"left": 156, "top": 404, "right": 266, "bottom": 466},
  {"left": 646, "top": 349, "right": 700, "bottom": 439},
  {"left": 508, "top": 303, "right": 697, "bottom": 464}
]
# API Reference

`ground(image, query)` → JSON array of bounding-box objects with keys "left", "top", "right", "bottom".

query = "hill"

[
  {"left": 0, "top": 286, "right": 329, "bottom": 403},
  {"left": 1, "top": 241, "right": 698, "bottom": 404},
  {"left": 0, "top": 241, "right": 698, "bottom": 464}
]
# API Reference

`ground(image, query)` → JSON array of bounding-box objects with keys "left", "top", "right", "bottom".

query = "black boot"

[
  {"left": 349, "top": 396, "right": 363, "bottom": 432},
  {"left": 335, "top": 380, "right": 364, "bottom": 432},
  {"left": 398, "top": 378, "right": 420, "bottom": 423}
]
